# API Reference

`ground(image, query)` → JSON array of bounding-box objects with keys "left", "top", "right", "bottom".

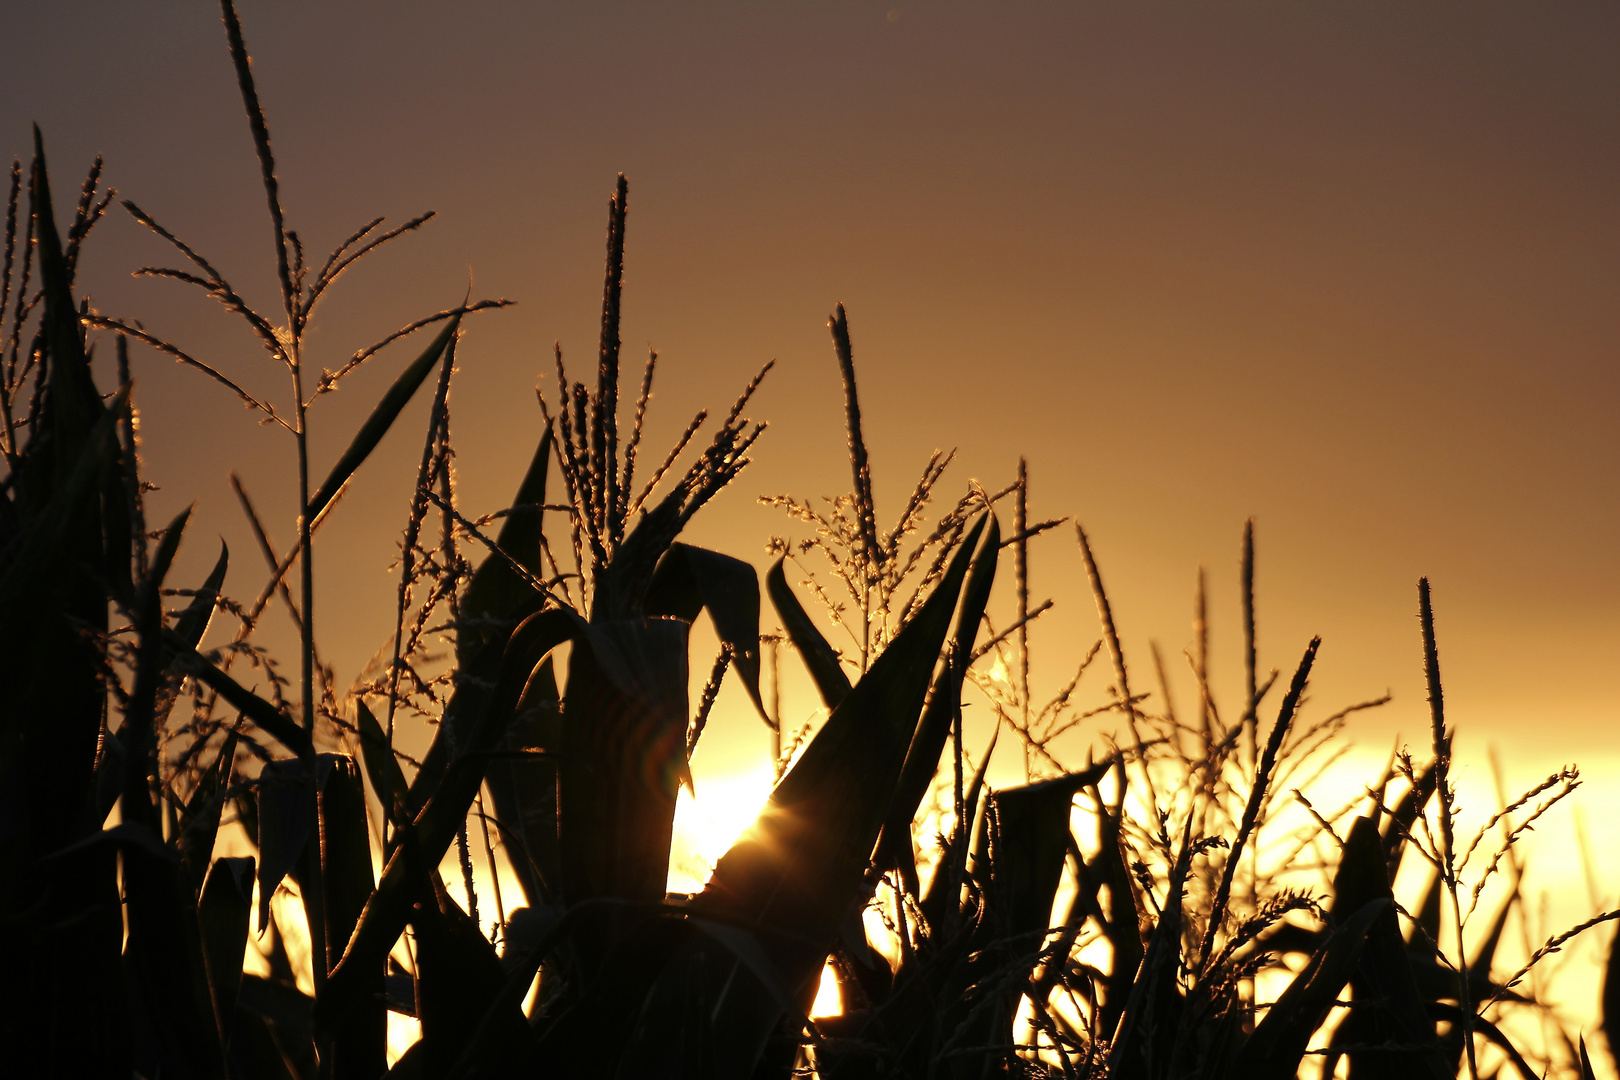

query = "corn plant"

[{"left": 761, "top": 313, "right": 1620, "bottom": 1079}]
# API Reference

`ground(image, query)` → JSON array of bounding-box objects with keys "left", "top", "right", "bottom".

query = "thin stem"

[
  {"left": 1076, "top": 522, "right": 1157, "bottom": 809},
  {"left": 1241, "top": 519, "right": 1257, "bottom": 772},
  {"left": 476, "top": 789, "right": 506, "bottom": 942},
  {"left": 1201, "top": 635, "right": 1319, "bottom": 970},
  {"left": 290, "top": 315, "right": 328, "bottom": 995},
  {"left": 220, "top": 0, "right": 325, "bottom": 991},
  {"left": 219, "top": 0, "right": 294, "bottom": 327},
  {"left": 1195, "top": 564, "right": 1210, "bottom": 747},
  {"left": 1015, "top": 458, "right": 1030, "bottom": 776},
  {"left": 1420, "top": 578, "right": 1476, "bottom": 1080}
]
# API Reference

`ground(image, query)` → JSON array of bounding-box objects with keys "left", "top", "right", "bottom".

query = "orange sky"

[{"left": 4, "top": 2, "right": 1616, "bottom": 793}]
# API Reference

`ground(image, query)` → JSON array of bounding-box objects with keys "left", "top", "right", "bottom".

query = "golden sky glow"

[{"left": 4, "top": 0, "right": 1616, "bottom": 1045}]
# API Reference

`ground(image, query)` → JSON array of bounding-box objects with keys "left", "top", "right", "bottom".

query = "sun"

[{"left": 667, "top": 764, "right": 779, "bottom": 894}]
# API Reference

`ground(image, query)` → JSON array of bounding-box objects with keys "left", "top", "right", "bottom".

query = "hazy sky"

[{"left": 3, "top": 2, "right": 1616, "bottom": 786}]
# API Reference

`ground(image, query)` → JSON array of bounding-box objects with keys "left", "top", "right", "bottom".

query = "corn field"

[{"left": 1, "top": 3, "right": 1616, "bottom": 1078}]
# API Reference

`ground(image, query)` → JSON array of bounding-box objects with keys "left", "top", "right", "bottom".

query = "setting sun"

[{"left": 668, "top": 765, "right": 779, "bottom": 894}]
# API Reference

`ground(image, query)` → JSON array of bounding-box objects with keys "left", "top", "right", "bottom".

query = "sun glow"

[{"left": 668, "top": 764, "right": 778, "bottom": 894}]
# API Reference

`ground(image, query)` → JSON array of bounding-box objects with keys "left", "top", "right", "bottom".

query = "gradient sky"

[{"left": 3, "top": 2, "right": 1616, "bottom": 796}]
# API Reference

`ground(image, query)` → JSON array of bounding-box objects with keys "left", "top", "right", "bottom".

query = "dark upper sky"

[{"left": 3, "top": 1, "right": 1616, "bottom": 774}]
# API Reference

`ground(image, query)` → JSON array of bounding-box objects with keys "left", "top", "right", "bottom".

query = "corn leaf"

[
  {"left": 766, "top": 556, "right": 852, "bottom": 709},
  {"left": 174, "top": 539, "right": 229, "bottom": 653},
  {"left": 257, "top": 757, "right": 318, "bottom": 933},
  {"left": 986, "top": 762, "right": 1114, "bottom": 953},
  {"left": 1226, "top": 897, "right": 1389, "bottom": 1080},
  {"left": 920, "top": 726, "right": 996, "bottom": 932},
  {"left": 306, "top": 312, "right": 461, "bottom": 525},
  {"left": 318, "top": 609, "right": 589, "bottom": 1033},
  {"left": 874, "top": 514, "right": 999, "bottom": 871},
  {"left": 557, "top": 615, "right": 691, "bottom": 977},
  {"left": 29, "top": 127, "right": 104, "bottom": 499},
  {"left": 405, "top": 590, "right": 546, "bottom": 817},
  {"left": 1425, "top": 1002, "right": 1536, "bottom": 1080},
  {"left": 1107, "top": 816, "right": 1198, "bottom": 1080},
  {"left": 199, "top": 856, "right": 255, "bottom": 1054},
  {"left": 235, "top": 975, "right": 315, "bottom": 1079},
  {"left": 480, "top": 655, "right": 561, "bottom": 906},
  {"left": 0, "top": 383, "right": 126, "bottom": 663},
  {"left": 1330, "top": 815, "right": 1448, "bottom": 1080},
  {"left": 459, "top": 426, "right": 552, "bottom": 664},
  {"left": 123, "top": 833, "right": 226, "bottom": 1079},
  {"left": 317, "top": 755, "right": 386, "bottom": 1080},
  {"left": 158, "top": 540, "right": 230, "bottom": 733},
  {"left": 405, "top": 832, "right": 535, "bottom": 1079},
  {"left": 1381, "top": 757, "right": 1439, "bottom": 883},
  {"left": 164, "top": 632, "right": 312, "bottom": 758},
  {"left": 691, "top": 514, "right": 987, "bottom": 1072},
  {"left": 354, "top": 698, "right": 410, "bottom": 832},
  {"left": 1604, "top": 931, "right": 1620, "bottom": 1076},
  {"left": 179, "top": 730, "right": 239, "bottom": 891},
  {"left": 645, "top": 541, "right": 767, "bottom": 721},
  {"left": 1092, "top": 761, "right": 1146, "bottom": 1040}
]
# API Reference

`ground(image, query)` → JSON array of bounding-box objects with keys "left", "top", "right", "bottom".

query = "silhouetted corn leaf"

[
  {"left": 199, "top": 856, "right": 255, "bottom": 1053},
  {"left": 236, "top": 975, "right": 316, "bottom": 1080},
  {"left": 406, "top": 834, "right": 536, "bottom": 1080},
  {"left": 956, "top": 757, "right": 1118, "bottom": 1079},
  {"left": 1424, "top": 1003, "right": 1535, "bottom": 1080},
  {"left": 481, "top": 655, "right": 560, "bottom": 906},
  {"left": 165, "top": 632, "right": 312, "bottom": 758},
  {"left": 226, "top": 1007, "right": 302, "bottom": 1080},
  {"left": 256, "top": 756, "right": 320, "bottom": 933},
  {"left": 122, "top": 507, "right": 191, "bottom": 845},
  {"left": 180, "top": 731, "right": 239, "bottom": 890},
  {"left": 1092, "top": 760, "right": 1146, "bottom": 1040},
  {"left": 354, "top": 698, "right": 410, "bottom": 831},
  {"left": 406, "top": 590, "right": 546, "bottom": 818},
  {"left": 122, "top": 829, "right": 225, "bottom": 1080},
  {"left": 1330, "top": 815, "right": 1448, "bottom": 1080},
  {"left": 766, "top": 555, "right": 852, "bottom": 709},
  {"left": 1382, "top": 757, "right": 1440, "bottom": 884},
  {"left": 874, "top": 515, "right": 999, "bottom": 872},
  {"left": 306, "top": 312, "right": 461, "bottom": 525},
  {"left": 314, "top": 755, "right": 386, "bottom": 1080},
  {"left": 444, "top": 899, "right": 637, "bottom": 1080},
  {"left": 1108, "top": 816, "right": 1197, "bottom": 1080},
  {"left": 459, "top": 426, "right": 552, "bottom": 664},
  {"left": 1410, "top": 870, "right": 1522, "bottom": 1054},
  {"left": 319, "top": 609, "right": 588, "bottom": 1032},
  {"left": 645, "top": 541, "right": 768, "bottom": 721},
  {"left": 558, "top": 614, "right": 691, "bottom": 978},
  {"left": 919, "top": 727, "right": 996, "bottom": 937},
  {"left": 29, "top": 127, "right": 105, "bottom": 497},
  {"left": 1603, "top": 925, "right": 1620, "bottom": 1078},
  {"left": 691, "top": 514, "right": 987, "bottom": 1072},
  {"left": 986, "top": 761, "right": 1113, "bottom": 951},
  {"left": 0, "top": 383, "right": 126, "bottom": 664},
  {"left": 174, "top": 539, "right": 229, "bottom": 651},
  {"left": 1225, "top": 897, "right": 1389, "bottom": 1080},
  {"left": 0, "top": 166, "right": 122, "bottom": 1064},
  {"left": 159, "top": 540, "right": 229, "bottom": 731}
]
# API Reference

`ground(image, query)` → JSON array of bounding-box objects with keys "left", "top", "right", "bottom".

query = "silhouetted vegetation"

[{"left": 1, "top": 3, "right": 1616, "bottom": 1077}]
